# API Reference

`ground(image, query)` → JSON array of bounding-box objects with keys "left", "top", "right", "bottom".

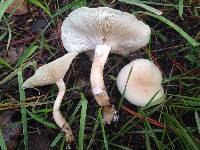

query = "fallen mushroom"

[
  {"left": 61, "top": 7, "right": 151, "bottom": 123},
  {"left": 23, "top": 52, "right": 78, "bottom": 143},
  {"left": 117, "top": 59, "right": 165, "bottom": 107}
]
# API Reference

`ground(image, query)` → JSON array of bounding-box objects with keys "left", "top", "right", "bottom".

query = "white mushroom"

[
  {"left": 117, "top": 59, "right": 164, "bottom": 107},
  {"left": 61, "top": 7, "right": 151, "bottom": 123},
  {"left": 23, "top": 52, "right": 78, "bottom": 143}
]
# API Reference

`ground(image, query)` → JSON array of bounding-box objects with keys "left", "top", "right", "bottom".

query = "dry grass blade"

[{"left": 122, "top": 106, "right": 165, "bottom": 128}]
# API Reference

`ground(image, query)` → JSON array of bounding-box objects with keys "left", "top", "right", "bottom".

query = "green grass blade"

[
  {"left": 0, "top": 31, "right": 7, "bottom": 41},
  {"left": 50, "top": 133, "right": 64, "bottom": 147},
  {"left": 27, "top": 110, "right": 57, "bottom": 129},
  {"left": 27, "top": 0, "right": 52, "bottom": 16},
  {"left": 195, "top": 111, "right": 200, "bottom": 134},
  {"left": 87, "top": 108, "right": 101, "bottom": 150},
  {"left": 144, "top": 124, "right": 151, "bottom": 150},
  {"left": 106, "top": 142, "right": 132, "bottom": 150},
  {"left": 108, "top": 118, "right": 136, "bottom": 142},
  {"left": 15, "top": 44, "right": 38, "bottom": 68},
  {"left": 17, "top": 66, "right": 28, "bottom": 150},
  {"left": 0, "top": 57, "right": 12, "bottom": 69},
  {"left": 0, "top": 61, "right": 36, "bottom": 85},
  {"left": 141, "top": 12, "right": 199, "bottom": 47},
  {"left": 4, "top": 15, "right": 11, "bottom": 51},
  {"left": 78, "top": 93, "right": 88, "bottom": 150},
  {"left": 98, "top": 0, "right": 107, "bottom": 6},
  {"left": 145, "top": 121, "right": 163, "bottom": 150},
  {"left": 178, "top": 0, "right": 183, "bottom": 18},
  {"left": 59, "top": 136, "right": 65, "bottom": 150},
  {"left": 0, "top": 129, "right": 7, "bottom": 150},
  {"left": 69, "top": 100, "right": 82, "bottom": 124},
  {"left": 119, "top": 0, "right": 162, "bottom": 15},
  {"left": 51, "top": 0, "right": 85, "bottom": 18},
  {"left": 164, "top": 113, "right": 199, "bottom": 150},
  {"left": 34, "top": 108, "right": 52, "bottom": 113},
  {"left": 34, "top": 0, "right": 86, "bottom": 36},
  {"left": 118, "top": 66, "right": 133, "bottom": 109},
  {"left": 0, "top": 0, "right": 14, "bottom": 21},
  {"left": 0, "top": 69, "right": 17, "bottom": 85},
  {"left": 99, "top": 109, "right": 109, "bottom": 150},
  {"left": 70, "top": 0, "right": 86, "bottom": 10}
]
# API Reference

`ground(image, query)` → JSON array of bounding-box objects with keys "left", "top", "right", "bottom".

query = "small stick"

[{"left": 122, "top": 106, "right": 165, "bottom": 128}]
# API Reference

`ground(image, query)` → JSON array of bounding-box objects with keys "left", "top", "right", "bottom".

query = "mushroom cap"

[
  {"left": 61, "top": 7, "right": 151, "bottom": 54},
  {"left": 117, "top": 59, "right": 164, "bottom": 107},
  {"left": 23, "top": 52, "right": 77, "bottom": 88}
]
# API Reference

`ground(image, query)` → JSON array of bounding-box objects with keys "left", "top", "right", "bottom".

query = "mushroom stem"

[
  {"left": 90, "top": 44, "right": 116, "bottom": 124},
  {"left": 53, "top": 79, "right": 74, "bottom": 143}
]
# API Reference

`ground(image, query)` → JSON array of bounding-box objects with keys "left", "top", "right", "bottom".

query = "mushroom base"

[
  {"left": 95, "top": 90, "right": 117, "bottom": 124},
  {"left": 102, "top": 105, "right": 118, "bottom": 124}
]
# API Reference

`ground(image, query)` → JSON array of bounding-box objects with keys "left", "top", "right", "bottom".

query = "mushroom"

[
  {"left": 117, "top": 59, "right": 164, "bottom": 107},
  {"left": 61, "top": 7, "right": 151, "bottom": 123},
  {"left": 23, "top": 52, "right": 78, "bottom": 143}
]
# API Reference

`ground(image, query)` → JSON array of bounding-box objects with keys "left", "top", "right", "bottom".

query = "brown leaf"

[
  {"left": 190, "top": 0, "right": 200, "bottom": 3},
  {"left": 5, "top": 0, "right": 28, "bottom": 15},
  {"left": 0, "top": 110, "right": 21, "bottom": 150},
  {"left": 0, "top": 46, "right": 24, "bottom": 64}
]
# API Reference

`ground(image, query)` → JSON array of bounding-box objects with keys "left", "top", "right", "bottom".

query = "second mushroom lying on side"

[
  {"left": 23, "top": 52, "right": 78, "bottom": 143},
  {"left": 61, "top": 7, "right": 151, "bottom": 123}
]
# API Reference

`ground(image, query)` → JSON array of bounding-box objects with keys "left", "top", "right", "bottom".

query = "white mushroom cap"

[
  {"left": 61, "top": 7, "right": 151, "bottom": 54},
  {"left": 117, "top": 59, "right": 164, "bottom": 107},
  {"left": 23, "top": 52, "right": 78, "bottom": 88}
]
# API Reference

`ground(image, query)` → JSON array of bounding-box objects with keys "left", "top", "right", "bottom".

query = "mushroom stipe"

[{"left": 61, "top": 7, "right": 150, "bottom": 123}]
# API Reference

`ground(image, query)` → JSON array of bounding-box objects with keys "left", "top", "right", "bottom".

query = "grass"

[
  {"left": 0, "top": 129, "right": 7, "bottom": 150},
  {"left": 120, "top": 0, "right": 163, "bottom": 15},
  {"left": 17, "top": 66, "right": 28, "bottom": 150},
  {"left": 140, "top": 11, "right": 199, "bottom": 47},
  {"left": 27, "top": 0, "right": 52, "bottom": 17},
  {"left": 99, "top": 108, "right": 109, "bottom": 150},
  {"left": 0, "top": 0, "right": 200, "bottom": 149},
  {"left": 78, "top": 93, "right": 88, "bottom": 150},
  {"left": 0, "top": 0, "right": 15, "bottom": 20}
]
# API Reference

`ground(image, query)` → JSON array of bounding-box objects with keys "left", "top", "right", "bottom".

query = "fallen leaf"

[
  {"left": 6, "top": 0, "right": 28, "bottom": 15},
  {"left": 192, "top": 0, "right": 200, "bottom": 3},
  {"left": 0, "top": 46, "right": 24, "bottom": 64},
  {"left": 0, "top": 110, "right": 21, "bottom": 150}
]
